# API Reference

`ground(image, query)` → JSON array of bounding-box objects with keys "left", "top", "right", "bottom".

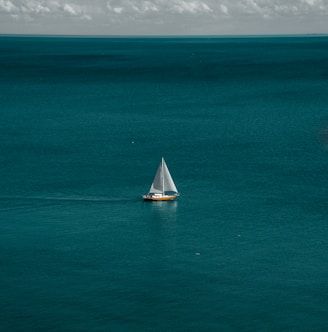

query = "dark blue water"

[{"left": 1, "top": 36, "right": 328, "bottom": 331}]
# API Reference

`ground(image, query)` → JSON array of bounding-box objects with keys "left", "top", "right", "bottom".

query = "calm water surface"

[{"left": 1, "top": 36, "right": 328, "bottom": 331}]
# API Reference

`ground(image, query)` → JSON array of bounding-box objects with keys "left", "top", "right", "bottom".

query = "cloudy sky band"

[{"left": 0, "top": 0, "right": 327, "bottom": 35}]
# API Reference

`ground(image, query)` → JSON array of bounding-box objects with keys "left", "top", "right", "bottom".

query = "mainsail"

[{"left": 149, "top": 158, "right": 178, "bottom": 194}]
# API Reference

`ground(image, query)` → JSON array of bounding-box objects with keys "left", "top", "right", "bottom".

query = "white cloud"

[
  {"left": 241, "top": 0, "right": 262, "bottom": 13},
  {"left": 0, "top": 0, "right": 19, "bottom": 12},
  {"left": 107, "top": 1, "right": 123, "bottom": 14},
  {"left": 106, "top": 0, "right": 212, "bottom": 16},
  {"left": 63, "top": 3, "right": 79, "bottom": 15},
  {"left": 220, "top": 4, "right": 228, "bottom": 14},
  {"left": 0, "top": 0, "right": 328, "bottom": 35},
  {"left": 142, "top": 1, "right": 159, "bottom": 12},
  {"left": 62, "top": 3, "right": 91, "bottom": 20},
  {"left": 0, "top": 0, "right": 95, "bottom": 20},
  {"left": 81, "top": 13, "right": 91, "bottom": 20},
  {"left": 2, "top": 0, "right": 327, "bottom": 19},
  {"left": 225, "top": 0, "right": 328, "bottom": 20},
  {"left": 302, "top": 0, "right": 321, "bottom": 5},
  {"left": 170, "top": 0, "right": 212, "bottom": 14},
  {"left": 24, "top": 0, "right": 50, "bottom": 14},
  {"left": 113, "top": 7, "right": 123, "bottom": 13}
]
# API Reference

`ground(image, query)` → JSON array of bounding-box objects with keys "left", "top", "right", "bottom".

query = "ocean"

[{"left": 1, "top": 36, "right": 328, "bottom": 331}]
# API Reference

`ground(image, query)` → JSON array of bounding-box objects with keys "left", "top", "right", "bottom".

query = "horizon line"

[{"left": 1, "top": 33, "right": 328, "bottom": 39}]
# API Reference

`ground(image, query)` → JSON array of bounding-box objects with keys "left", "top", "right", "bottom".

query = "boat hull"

[{"left": 143, "top": 194, "right": 178, "bottom": 201}]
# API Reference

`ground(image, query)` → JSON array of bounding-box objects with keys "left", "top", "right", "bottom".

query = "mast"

[{"left": 162, "top": 157, "right": 165, "bottom": 195}]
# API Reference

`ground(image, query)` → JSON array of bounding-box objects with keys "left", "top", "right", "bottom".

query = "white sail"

[
  {"left": 162, "top": 159, "right": 178, "bottom": 193},
  {"left": 149, "top": 162, "right": 163, "bottom": 194},
  {"left": 149, "top": 158, "right": 178, "bottom": 194}
]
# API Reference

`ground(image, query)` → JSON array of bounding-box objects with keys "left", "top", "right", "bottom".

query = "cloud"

[
  {"left": 169, "top": 0, "right": 212, "bottom": 14},
  {"left": 235, "top": 0, "right": 328, "bottom": 18},
  {"left": 302, "top": 0, "right": 324, "bottom": 6},
  {"left": 0, "top": 0, "right": 95, "bottom": 20},
  {"left": 28, "top": 1, "right": 50, "bottom": 14},
  {"left": 0, "top": 0, "right": 328, "bottom": 35},
  {"left": 220, "top": 4, "right": 229, "bottom": 14},
  {"left": 0, "top": 0, "right": 19, "bottom": 13},
  {"left": 105, "top": 0, "right": 212, "bottom": 16},
  {"left": 112, "top": 7, "right": 123, "bottom": 14},
  {"left": 1, "top": 0, "right": 328, "bottom": 19},
  {"left": 63, "top": 3, "right": 77, "bottom": 15}
]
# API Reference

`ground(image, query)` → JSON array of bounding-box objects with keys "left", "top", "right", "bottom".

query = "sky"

[{"left": 0, "top": 0, "right": 327, "bottom": 35}]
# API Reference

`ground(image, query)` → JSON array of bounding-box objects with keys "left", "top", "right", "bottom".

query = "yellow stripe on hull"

[{"left": 143, "top": 195, "right": 177, "bottom": 201}]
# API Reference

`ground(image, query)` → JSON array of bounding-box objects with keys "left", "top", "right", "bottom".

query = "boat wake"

[{"left": 0, "top": 195, "right": 137, "bottom": 211}]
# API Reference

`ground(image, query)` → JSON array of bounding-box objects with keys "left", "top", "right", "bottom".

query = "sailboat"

[{"left": 143, "top": 157, "right": 180, "bottom": 201}]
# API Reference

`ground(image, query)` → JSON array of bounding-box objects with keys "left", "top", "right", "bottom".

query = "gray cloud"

[{"left": 0, "top": 0, "right": 327, "bottom": 35}]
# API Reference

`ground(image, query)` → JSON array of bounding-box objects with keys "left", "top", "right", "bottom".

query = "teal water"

[{"left": 1, "top": 36, "right": 328, "bottom": 331}]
